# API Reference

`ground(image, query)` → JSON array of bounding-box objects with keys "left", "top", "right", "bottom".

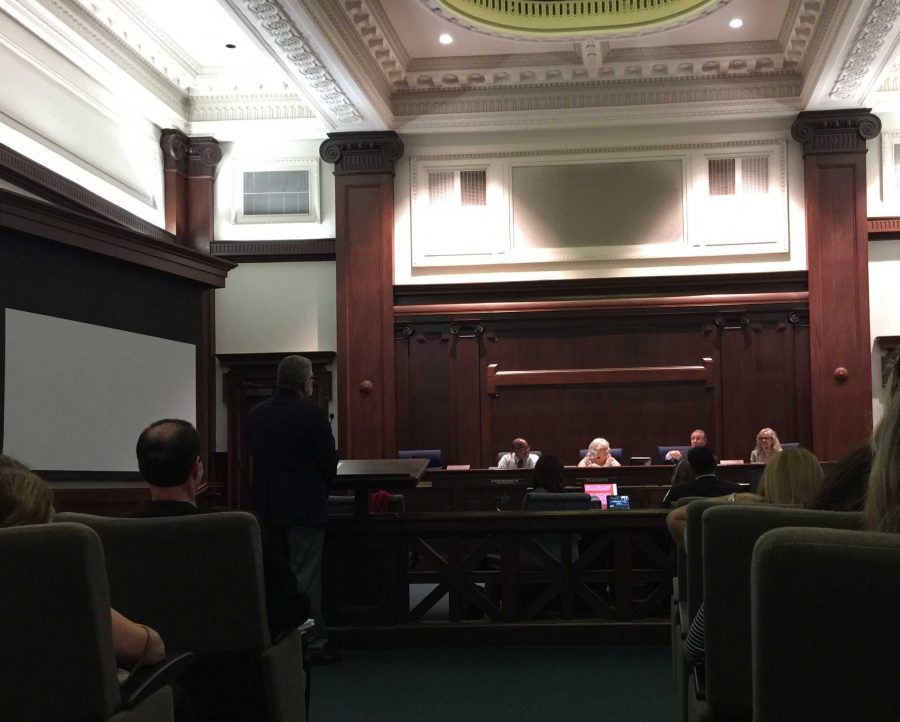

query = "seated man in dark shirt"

[
  {"left": 662, "top": 446, "right": 740, "bottom": 506},
  {"left": 133, "top": 419, "right": 311, "bottom": 635},
  {"left": 133, "top": 419, "right": 311, "bottom": 721}
]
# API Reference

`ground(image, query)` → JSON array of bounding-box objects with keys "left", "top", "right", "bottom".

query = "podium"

[{"left": 335, "top": 458, "right": 428, "bottom": 518}]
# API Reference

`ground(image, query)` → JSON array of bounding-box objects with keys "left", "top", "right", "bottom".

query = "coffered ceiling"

[{"left": 9, "top": 0, "right": 900, "bottom": 136}]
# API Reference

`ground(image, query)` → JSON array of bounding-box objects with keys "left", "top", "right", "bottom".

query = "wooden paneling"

[
  {"left": 793, "top": 110, "right": 879, "bottom": 459},
  {"left": 395, "top": 297, "right": 810, "bottom": 466}
]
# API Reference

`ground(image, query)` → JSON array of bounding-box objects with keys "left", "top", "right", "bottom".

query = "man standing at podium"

[{"left": 246, "top": 355, "right": 339, "bottom": 664}]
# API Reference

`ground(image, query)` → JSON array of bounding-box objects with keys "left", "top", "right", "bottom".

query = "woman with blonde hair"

[
  {"left": 757, "top": 448, "right": 824, "bottom": 506},
  {"left": 0, "top": 462, "right": 166, "bottom": 669},
  {"left": 750, "top": 427, "right": 782, "bottom": 464},
  {"left": 864, "top": 361, "right": 900, "bottom": 532}
]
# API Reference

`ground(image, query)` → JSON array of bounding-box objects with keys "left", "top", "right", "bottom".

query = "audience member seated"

[
  {"left": 664, "top": 429, "right": 707, "bottom": 463},
  {"left": 133, "top": 419, "right": 311, "bottom": 640},
  {"left": 661, "top": 447, "right": 740, "bottom": 506},
  {"left": 813, "top": 443, "right": 872, "bottom": 512},
  {"left": 525, "top": 454, "right": 565, "bottom": 498},
  {"left": 0, "top": 457, "right": 166, "bottom": 670},
  {"left": 749, "top": 426, "right": 782, "bottom": 463},
  {"left": 577, "top": 438, "right": 621, "bottom": 468},
  {"left": 673, "top": 447, "right": 826, "bottom": 664},
  {"left": 497, "top": 438, "right": 539, "bottom": 470},
  {"left": 864, "top": 359, "right": 900, "bottom": 532}
]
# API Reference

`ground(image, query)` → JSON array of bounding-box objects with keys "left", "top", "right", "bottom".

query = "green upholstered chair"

[
  {"left": 0, "top": 522, "right": 178, "bottom": 722},
  {"left": 751, "top": 526, "right": 900, "bottom": 722},
  {"left": 56, "top": 511, "right": 306, "bottom": 722}
]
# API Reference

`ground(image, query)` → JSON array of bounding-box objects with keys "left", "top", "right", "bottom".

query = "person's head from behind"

[
  {"left": 511, "top": 438, "right": 531, "bottom": 461},
  {"left": 0, "top": 454, "right": 29, "bottom": 471},
  {"left": 587, "top": 438, "right": 611, "bottom": 463},
  {"left": 865, "top": 361, "right": 900, "bottom": 531},
  {"left": 277, "top": 355, "right": 314, "bottom": 398},
  {"left": 0, "top": 467, "right": 54, "bottom": 527},
  {"left": 690, "top": 429, "right": 707, "bottom": 447},
  {"left": 136, "top": 419, "right": 202, "bottom": 492},
  {"left": 531, "top": 454, "right": 564, "bottom": 493},
  {"left": 814, "top": 443, "right": 872, "bottom": 512},
  {"left": 687, "top": 446, "right": 716, "bottom": 477},
  {"left": 758, "top": 448, "right": 823, "bottom": 506}
]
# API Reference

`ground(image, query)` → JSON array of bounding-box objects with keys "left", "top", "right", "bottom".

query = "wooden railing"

[{"left": 324, "top": 509, "right": 673, "bottom": 631}]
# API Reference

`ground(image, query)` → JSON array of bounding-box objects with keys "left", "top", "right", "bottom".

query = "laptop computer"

[
  {"left": 583, "top": 481, "right": 618, "bottom": 509},
  {"left": 607, "top": 495, "right": 631, "bottom": 509}
]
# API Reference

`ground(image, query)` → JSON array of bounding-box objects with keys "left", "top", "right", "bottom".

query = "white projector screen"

[{"left": 3, "top": 309, "right": 196, "bottom": 472}]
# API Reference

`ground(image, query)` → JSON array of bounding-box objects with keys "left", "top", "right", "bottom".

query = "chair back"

[
  {"left": 398, "top": 449, "right": 443, "bottom": 468},
  {"left": 656, "top": 445, "right": 691, "bottom": 464},
  {"left": 752, "top": 527, "right": 900, "bottom": 722},
  {"left": 0, "top": 523, "right": 121, "bottom": 722},
  {"left": 779, "top": 441, "right": 799, "bottom": 450},
  {"left": 56, "top": 512, "right": 270, "bottom": 656},
  {"left": 702, "top": 506, "right": 863, "bottom": 721},
  {"left": 683, "top": 498, "right": 720, "bottom": 624}
]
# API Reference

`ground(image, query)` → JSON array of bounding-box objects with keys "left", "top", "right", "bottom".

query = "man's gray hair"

[{"left": 277, "top": 355, "right": 313, "bottom": 394}]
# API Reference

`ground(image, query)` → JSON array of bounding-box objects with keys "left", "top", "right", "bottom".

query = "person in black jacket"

[
  {"left": 661, "top": 445, "right": 740, "bottom": 506},
  {"left": 245, "top": 355, "right": 339, "bottom": 664}
]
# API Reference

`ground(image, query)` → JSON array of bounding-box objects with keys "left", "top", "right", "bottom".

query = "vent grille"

[{"left": 243, "top": 170, "right": 309, "bottom": 215}]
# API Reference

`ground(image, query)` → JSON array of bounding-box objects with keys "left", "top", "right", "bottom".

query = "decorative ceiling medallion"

[{"left": 424, "top": 0, "right": 733, "bottom": 40}]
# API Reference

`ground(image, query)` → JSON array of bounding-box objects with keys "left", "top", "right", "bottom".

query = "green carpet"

[{"left": 310, "top": 644, "right": 672, "bottom": 721}]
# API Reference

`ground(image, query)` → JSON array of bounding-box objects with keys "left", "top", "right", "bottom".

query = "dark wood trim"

[
  {"left": 868, "top": 217, "right": 900, "bottom": 239},
  {"left": 0, "top": 142, "right": 172, "bottom": 243},
  {"left": 210, "top": 239, "right": 336, "bottom": 262},
  {"left": 394, "top": 271, "right": 809, "bottom": 308},
  {"left": 0, "top": 191, "right": 233, "bottom": 288},
  {"left": 485, "top": 362, "right": 712, "bottom": 395},
  {"left": 395, "top": 291, "right": 808, "bottom": 320},
  {"left": 198, "top": 290, "right": 216, "bottom": 487},
  {"left": 217, "top": 351, "right": 337, "bottom": 369}
]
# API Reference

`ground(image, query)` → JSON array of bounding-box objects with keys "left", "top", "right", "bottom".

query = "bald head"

[
  {"left": 512, "top": 438, "right": 530, "bottom": 461},
  {"left": 136, "top": 419, "right": 201, "bottom": 488}
]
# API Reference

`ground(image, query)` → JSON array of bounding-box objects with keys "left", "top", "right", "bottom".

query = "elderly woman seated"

[{"left": 577, "top": 438, "right": 621, "bottom": 468}]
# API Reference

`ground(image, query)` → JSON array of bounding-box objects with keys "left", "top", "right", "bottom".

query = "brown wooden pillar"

[
  {"left": 159, "top": 130, "right": 222, "bottom": 253},
  {"left": 320, "top": 132, "right": 404, "bottom": 459},
  {"left": 791, "top": 109, "right": 880, "bottom": 460},
  {"left": 160, "top": 129, "right": 223, "bottom": 488}
]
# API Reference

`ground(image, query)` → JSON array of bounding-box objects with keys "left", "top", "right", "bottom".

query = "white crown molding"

[
  {"left": 393, "top": 98, "right": 803, "bottom": 132},
  {"left": 393, "top": 71, "right": 802, "bottom": 119},
  {"left": 220, "top": 0, "right": 366, "bottom": 128},
  {"left": 189, "top": 94, "right": 315, "bottom": 122},
  {"left": 831, "top": 0, "right": 900, "bottom": 102},
  {"left": 30, "top": 0, "right": 189, "bottom": 114}
]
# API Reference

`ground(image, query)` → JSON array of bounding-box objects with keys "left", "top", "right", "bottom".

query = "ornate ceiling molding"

[
  {"left": 221, "top": 0, "right": 363, "bottom": 127},
  {"left": 418, "top": 0, "right": 735, "bottom": 40},
  {"left": 188, "top": 94, "right": 316, "bottom": 122},
  {"left": 831, "top": 0, "right": 900, "bottom": 101},
  {"left": 40, "top": 0, "right": 188, "bottom": 114},
  {"left": 393, "top": 71, "right": 802, "bottom": 119}
]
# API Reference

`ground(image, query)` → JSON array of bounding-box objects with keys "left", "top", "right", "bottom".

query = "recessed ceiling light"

[
  {"left": 729, "top": 18, "right": 743, "bottom": 29},
  {"left": 439, "top": 33, "right": 453, "bottom": 45},
  {"left": 225, "top": 43, "right": 237, "bottom": 49}
]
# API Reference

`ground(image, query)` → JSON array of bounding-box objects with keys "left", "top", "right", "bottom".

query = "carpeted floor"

[{"left": 309, "top": 644, "right": 672, "bottom": 721}]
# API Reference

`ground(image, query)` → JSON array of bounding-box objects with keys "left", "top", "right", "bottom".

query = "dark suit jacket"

[
  {"left": 131, "top": 500, "right": 311, "bottom": 639},
  {"left": 663, "top": 473, "right": 742, "bottom": 505},
  {"left": 245, "top": 389, "right": 338, "bottom": 528}
]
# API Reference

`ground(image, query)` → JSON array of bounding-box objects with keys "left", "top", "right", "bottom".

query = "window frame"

[{"left": 232, "top": 158, "right": 320, "bottom": 225}]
